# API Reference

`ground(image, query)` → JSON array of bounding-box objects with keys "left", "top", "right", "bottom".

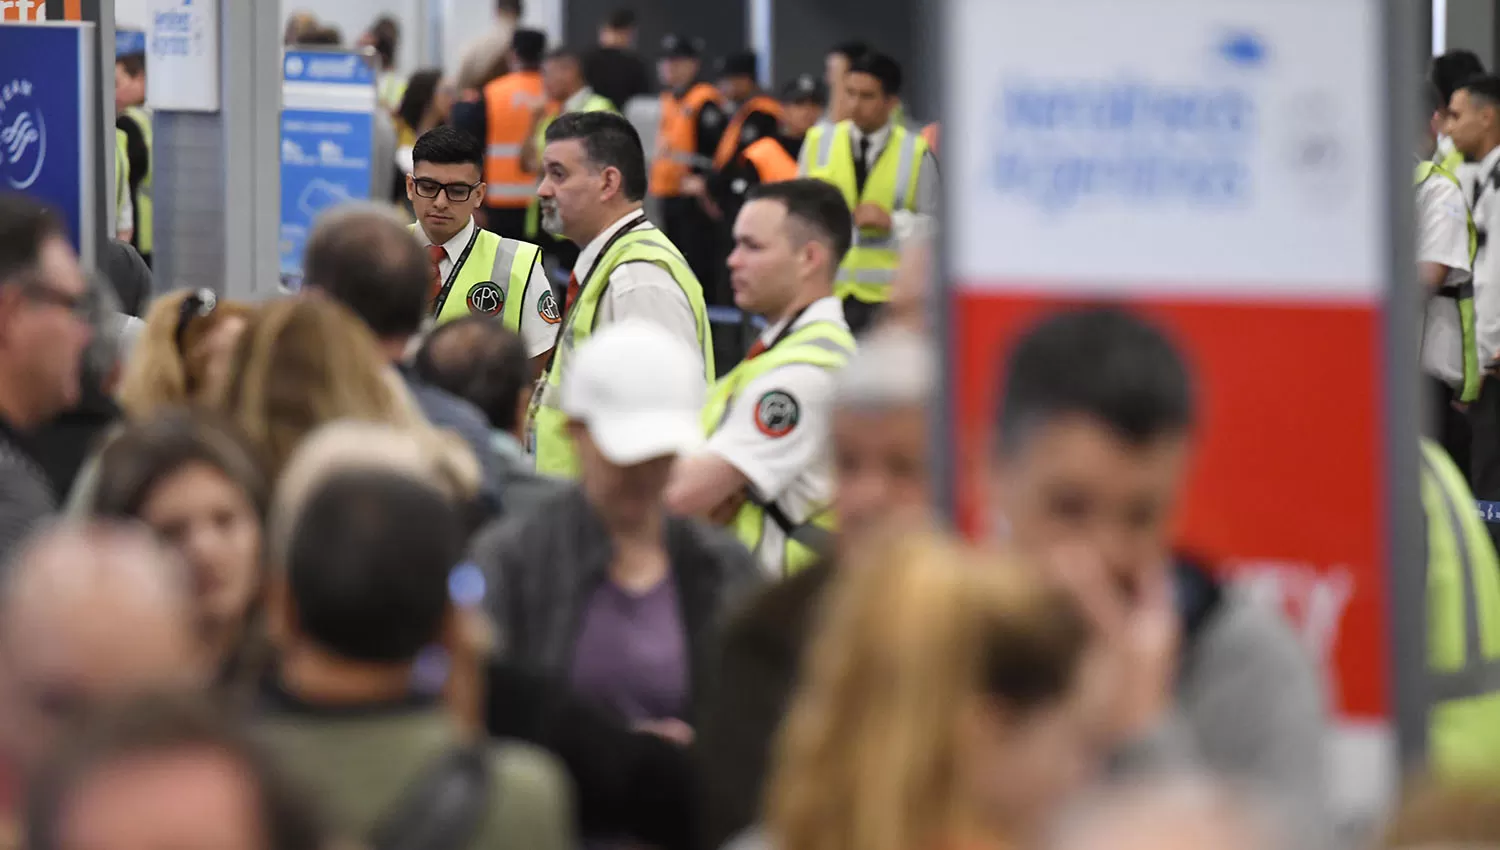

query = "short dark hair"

[
  {"left": 26, "top": 692, "right": 326, "bottom": 850},
  {"left": 498, "top": 0, "right": 524, "bottom": 14},
  {"left": 1432, "top": 50, "right": 1486, "bottom": 103},
  {"left": 1459, "top": 74, "right": 1500, "bottom": 109},
  {"left": 396, "top": 68, "right": 443, "bottom": 134},
  {"left": 847, "top": 52, "right": 902, "bottom": 97},
  {"left": 412, "top": 125, "right": 484, "bottom": 173},
  {"left": 115, "top": 53, "right": 145, "bottom": 78},
  {"left": 828, "top": 41, "right": 870, "bottom": 64},
  {"left": 413, "top": 316, "right": 531, "bottom": 431},
  {"left": 1425, "top": 79, "right": 1447, "bottom": 124},
  {"left": 0, "top": 193, "right": 65, "bottom": 288},
  {"left": 605, "top": 7, "right": 636, "bottom": 30},
  {"left": 302, "top": 206, "right": 430, "bottom": 339},
  {"left": 370, "top": 16, "right": 399, "bottom": 68},
  {"left": 91, "top": 410, "right": 269, "bottom": 522},
  {"left": 545, "top": 46, "right": 584, "bottom": 67},
  {"left": 747, "top": 179, "right": 853, "bottom": 269},
  {"left": 511, "top": 28, "right": 548, "bottom": 68},
  {"left": 287, "top": 469, "right": 462, "bottom": 663},
  {"left": 544, "top": 111, "right": 648, "bottom": 202},
  {"left": 995, "top": 307, "right": 1195, "bottom": 456}
]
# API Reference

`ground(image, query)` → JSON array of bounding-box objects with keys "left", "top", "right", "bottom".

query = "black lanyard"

[
  {"left": 428, "top": 225, "right": 482, "bottom": 318},
  {"left": 540, "top": 213, "right": 652, "bottom": 376},
  {"left": 748, "top": 301, "right": 817, "bottom": 358}
]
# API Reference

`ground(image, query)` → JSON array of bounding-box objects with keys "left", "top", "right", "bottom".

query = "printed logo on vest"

[
  {"left": 538, "top": 290, "right": 562, "bottom": 324},
  {"left": 466, "top": 281, "right": 505, "bottom": 316},
  {"left": 754, "top": 390, "right": 800, "bottom": 438}
]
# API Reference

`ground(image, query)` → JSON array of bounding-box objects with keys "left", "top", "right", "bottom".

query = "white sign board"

[{"left": 145, "top": 0, "right": 219, "bottom": 112}]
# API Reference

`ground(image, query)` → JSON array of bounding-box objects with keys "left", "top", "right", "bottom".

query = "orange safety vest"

[
  {"left": 921, "top": 122, "right": 940, "bottom": 157},
  {"left": 712, "top": 94, "right": 786, "bottom": 170},
  {"left": 650, "top": 82, "right": 725, "bottom": 197},
  {"left": 482, "top": 70, "right": 545, "bottom": 209},
  {"left": 741, "top": 136, "right": 799, "bottom": 183}
]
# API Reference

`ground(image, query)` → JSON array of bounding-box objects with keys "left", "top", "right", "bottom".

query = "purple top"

[{"left": 568, "top": 575, "right": 689, "bottom": 722}]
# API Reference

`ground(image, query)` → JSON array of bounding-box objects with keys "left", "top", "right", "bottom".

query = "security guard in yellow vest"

[
  {"left": 800, "top": 51, "right": 937, "bottom": 335},
  {"left": 1421, "top": 438, "right": 1500, "bottom": 777},
  {"left": 521, "top": 48, "right": 619, "bottom": 270},
  {"left": 114, "top": 129, "right": 134, "bottom": 244},
  {"left": 665, "top": 180, "right": 855, "bottom": 574},
  {"left": 527, "top": 110, "right": 716, "bottom": 479},
  {"left": 116, "top": 104, "right": 153, "bottom": 266},
  {"left": 407, "top": 127, "right": 558, "bottom": 375}
]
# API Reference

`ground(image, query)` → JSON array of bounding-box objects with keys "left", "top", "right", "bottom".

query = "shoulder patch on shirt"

[
  {"left": 466, "top": 281, "right": 504, "bottom": 317},
  {"left": 538, "top": 290, "right": 562, "bottom": 324},
  {"left": 754, "top": 390, "right": 800, "bottom": 438}
]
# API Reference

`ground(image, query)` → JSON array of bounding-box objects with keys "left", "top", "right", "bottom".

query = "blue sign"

[
  {"left": 0, "top": 24, "right": 88, "bottom": 254},
  {"left": 116, "top": 29, "right": 146, "bottom": 58},
  {"left": 279, "top": 51, "right": 377, "bottom": 286}
]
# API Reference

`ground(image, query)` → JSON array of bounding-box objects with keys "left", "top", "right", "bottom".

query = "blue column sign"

[
  {"left": 0, "top": 23, "right": 94, "bottom": 257},
  {"left": 280, "top": 50, "right": 376, "bottom": 288}
]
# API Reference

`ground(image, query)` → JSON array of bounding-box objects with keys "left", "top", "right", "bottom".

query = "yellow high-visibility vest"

[{"left": 411, "top": 223, "right": 545, "bottom": 331}]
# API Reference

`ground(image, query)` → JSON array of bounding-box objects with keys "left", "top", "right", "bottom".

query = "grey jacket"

[
  {"left": 470, "top": 485, "right": 764, "bottom": 722},
  {"left": 1116, "top": 568, "right": 1331, "bottom": 850},
  {"left": 0, "top": 422, "right": 56, "bottom": 570}
]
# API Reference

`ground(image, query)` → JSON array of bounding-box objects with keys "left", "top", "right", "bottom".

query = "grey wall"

[
  {"left": 768, "top": 0, "right": 929, "bottom": 121},
  {"left": 1445, "top": 0, "right": 1497, "bottom": 66}
]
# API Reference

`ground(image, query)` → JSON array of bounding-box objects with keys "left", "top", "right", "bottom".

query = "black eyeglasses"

[
  {"left": 412, "top": 177, "right": 481, "bottom": 202},
  {"left": 175, "top": 288, "right": 218, "bottom": 353}
]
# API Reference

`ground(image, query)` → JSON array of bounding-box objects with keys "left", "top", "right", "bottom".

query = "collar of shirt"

[
  {"left": 574, "top": 209, "right": 648, "bottom": 283},
  {"left": 1479, "top": 144, "right": 1500, "bottom": 183},
  {"left": 848, "top": 121, "right": 893, "bottom": 162},
  {"left": 564, "top": 86, "right": 597, "bottom": 113},
  {"left": 754, "top": 295, "right": 848, "bottom": 348},
  {"left": 429, "top": 216, "right": 476, "bottom": 260}
]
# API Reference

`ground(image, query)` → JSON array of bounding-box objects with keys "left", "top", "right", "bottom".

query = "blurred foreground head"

[
  {"left": 990, "top": 307, "right": 1195, "bottom": 603},
  {"left": 0, "top": 524, "right": 206, "bottom": 778},
  {"left": 769, "top": 532, "right": 1099, "bottom": 850},
  {"left": 26, "top": 693, "right": 324, "bottom": 850},
  {"left": 832, "top": 328, "right": 934, "bottom": 547},
  {"left": 1049, "top": 776, "right": 1278, "bottom": 850}
]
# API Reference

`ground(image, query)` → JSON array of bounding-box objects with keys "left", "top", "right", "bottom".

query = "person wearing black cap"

[
  {"left": 712, "top": 52, "right": 784, "bottom": 175},
  {"left": 710, "top": 74, "right": 827, "bottom": 228},
  {"left": 651, "top": 34, "right": 729, "bottom": 291}
]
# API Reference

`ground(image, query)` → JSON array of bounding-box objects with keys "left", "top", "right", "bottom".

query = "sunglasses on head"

[{"left": 174, "top": 288, "right": 219, "bottom": 354}]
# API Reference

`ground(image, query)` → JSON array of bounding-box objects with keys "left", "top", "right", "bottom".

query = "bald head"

[
  {"left": 0, "top": 524, "right": 206, "bottom": 773},
  {"left": 302, "top": 203, "right": 431, "bottom": 341},
  {"left": 1050, "top": 778, "right": 1278, "bottom": 850}
]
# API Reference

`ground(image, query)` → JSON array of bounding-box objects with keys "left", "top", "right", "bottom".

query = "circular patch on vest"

[
  {"left": 754, "top": 390, "right": 800, "bottom": 438},
  {"left": 466, "top": 282, "right": 505, "bottom": 317},
  {"left": 538, "top": 290, "right": 562, "bottom": 325}
]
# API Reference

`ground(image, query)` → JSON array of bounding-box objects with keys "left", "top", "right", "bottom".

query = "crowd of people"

[{"left": 5, "top": 3, "right": 1500, "bottom": 850}]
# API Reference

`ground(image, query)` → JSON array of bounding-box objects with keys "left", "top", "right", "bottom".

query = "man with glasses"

[
  {"left": 0, "top": 194, "right": 93, "bottom": 566},
  {"left": 408, "top": 126, "right": 558, "bottom": 374}
]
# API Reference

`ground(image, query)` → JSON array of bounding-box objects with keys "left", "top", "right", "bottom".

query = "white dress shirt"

[
  {"left": 573, "top": 211, "right": 707, "bottom": 379},
  {"left": 1417, "top": 163, "right": 1476, "bottom": 387},
  {"left": 419, "top": 216, "right": 561, "bottom": 357},
  {"left": 1469, "top": 145, "right": 1500, "bottom": 363}
]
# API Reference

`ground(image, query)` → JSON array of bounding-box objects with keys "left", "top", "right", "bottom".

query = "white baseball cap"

[{"left": 560, "top": 320, "right": 706, "bottom": 465}]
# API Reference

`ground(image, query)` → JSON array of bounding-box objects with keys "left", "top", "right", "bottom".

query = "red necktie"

[
  {"left": 427, "top": 244, "right": 448, "bottom": 303},
  {"left": 745, "top": 338, "right": 768, "bottom": 360},
  {"left": 565, "top": 272, "right": 581, "bottom": 314}
]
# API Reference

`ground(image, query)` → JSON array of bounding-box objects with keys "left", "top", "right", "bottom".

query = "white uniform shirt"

[
  {"left": 1469, "top": 145, "right": 1500, "bottom": 364},
  {"left": 703, "top": 296, "right": 848, "bottom": 575},
  {"left": 574, "top": 211, "right": 707, "bottom": 379},
  {"left": 1418, "top": 165, "right": 1476, "bottom": 386},
  {"left": 421, "top": 217, "right": 560, "bottom": 358}
]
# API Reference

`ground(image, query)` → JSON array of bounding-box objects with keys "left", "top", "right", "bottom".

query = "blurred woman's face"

[
  {"left": 138, "top": 462, "right": 261, "bottom": 642},
  {"left": 962, "top": 653, "right": 1110, "bottom": 842}
]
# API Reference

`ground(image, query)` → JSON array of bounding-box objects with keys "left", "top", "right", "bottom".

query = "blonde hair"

[
  {"left": 116, "top": 290, "right": 255, "bottom": 419},
  {"left": 215, "top": 297, "right": 425, "bottom": 480},
  {"left": 768, "top": 532, "right": 1090, "bottom": 850},
  {"left": 268, "top": 419, "right": 480, "bottom": 566}
]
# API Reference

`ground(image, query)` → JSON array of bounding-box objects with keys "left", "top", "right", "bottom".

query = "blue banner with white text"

[{"left": 0, "top": 23, "right": 88, "bottom": 254}]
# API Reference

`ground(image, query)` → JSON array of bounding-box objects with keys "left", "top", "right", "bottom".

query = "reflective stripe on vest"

[
  {"left": 114, "top": 129, "right": 130, "bottom": 225},
  {"left": 804, "top": 120, "right": 926, "bottom": 304},
  {"left": 413, "top": 225, "right": 543, "bottom": 332},
  {"left": 526, "top": 94, "right": 619, "bottom": 239},
  {"left": 123, "top": 106, "right": 153, "bottom": 255},
  {"left": 701, "top": 319, "right": 855, "bottom": 574},
  {"left": 1422, "top": 440, "right": 1500, "bottom": 778},
  {"left": 650, "top": 83, "right": 724, "bottom": 197},
  {"left": 483, "top": 71, "right": 545, "bottom": 207},
  {"left": 527, "top": 226, "right": 716, "bottom": 478},
  {"left": 713, "top": 95, "right": 785, "bottom": 170},
  {"left": 1417, "top": 161, "right": 1483, "bottom": 403},
  {"left": 1441, "top": 146, "right": 1466, "bottom": 177}
]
